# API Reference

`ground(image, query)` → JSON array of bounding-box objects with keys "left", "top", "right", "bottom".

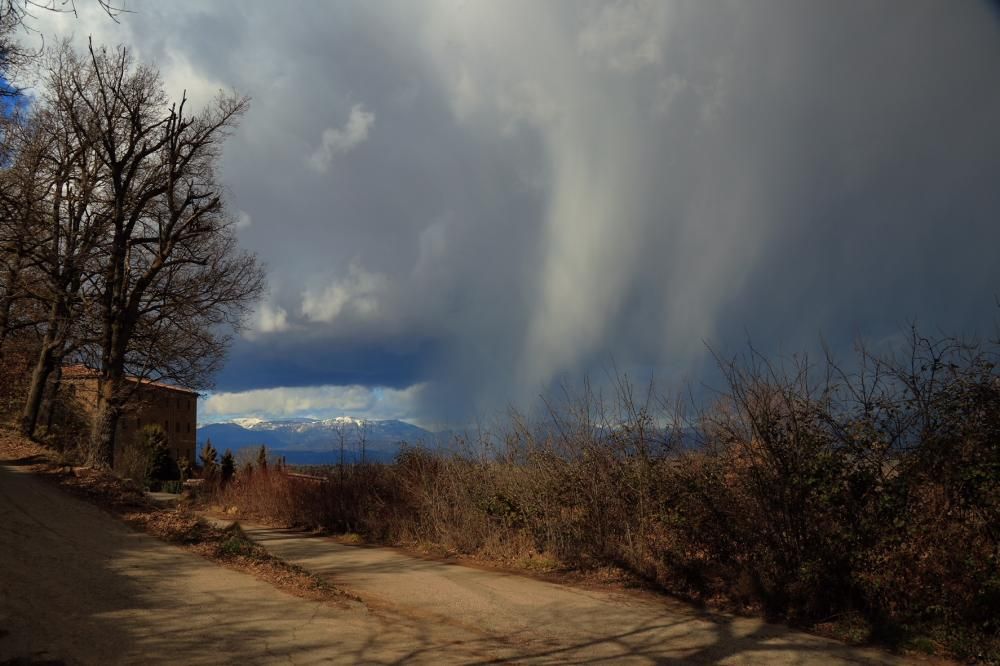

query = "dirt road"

[
  {"left": 241, "top": 523, "right": 909, "bottom": 665},
  {"left": 0, "top": 462, "right": 506, "bottom": 664},
  {"left": 1, "top": 460, "right": 911, "bottom": 664}
]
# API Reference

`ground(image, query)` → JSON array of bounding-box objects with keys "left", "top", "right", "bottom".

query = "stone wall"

[{"left": 61, "top": 375, "right": 197, "bottom": 463}]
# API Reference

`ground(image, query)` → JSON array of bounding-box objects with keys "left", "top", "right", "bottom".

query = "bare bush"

[{"left": 211, "top": 329, "right": 999, "bottom": 659}]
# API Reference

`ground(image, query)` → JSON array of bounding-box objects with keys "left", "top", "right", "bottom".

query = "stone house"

[{"left": 60, "top": 365, "right": 198, "bottom": 463}]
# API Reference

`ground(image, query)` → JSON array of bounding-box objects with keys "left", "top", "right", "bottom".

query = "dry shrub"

[
  {"left": 213, "top": 329, "right": 998, "bottom": 660},
  {"left": 664, "top": 333, "right": 1000, "bottom": 659},
  {"left": 114, "top": 435, "right": 153, "bottom": 485}
]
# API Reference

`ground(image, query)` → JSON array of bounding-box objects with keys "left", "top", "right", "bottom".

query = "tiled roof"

[
  {"left": 60, "top": 364, "right": 199, "bottom": 395},
  {"left": 61, "top": 364, "right": 101, "bottom": 379}
]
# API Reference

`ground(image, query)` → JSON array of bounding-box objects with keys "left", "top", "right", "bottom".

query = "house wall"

[
  {"left": 61, "top": 377, "right": 197, "bottom": 463},
  {"left": 120, "top": 384, "right": 198, "bottom": 463}
]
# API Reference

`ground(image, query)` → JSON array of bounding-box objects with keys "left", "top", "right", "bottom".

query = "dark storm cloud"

[
  {"left": 213, "top": 336, "right": 439, "bottom": 393},
  {"left": 38, "top": 1, "right": 1000, "bottom": 422}
]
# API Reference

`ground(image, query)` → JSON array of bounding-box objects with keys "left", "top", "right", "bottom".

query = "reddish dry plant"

[{"left": 213, "top": 332, "right": 999, "bottom": 661}]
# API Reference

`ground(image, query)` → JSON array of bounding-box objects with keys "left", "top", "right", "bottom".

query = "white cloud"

[
  {"left": 422, "top": 1, "right": 665, "bottom": 393},
  {"left": 450, "top": 67, "right": 482, "bottom": 122},
  {"left": 235, "top": 210, "right": 253, "bottom": 229},
  {"left": 200, "top": 383, "right": 426, "bottom": 423},
  {"left": 577, "top": 1, "right": 669, "bottom": 72},
  {"left": 655, "top": 74, "right": 688, "bottom": 115},
  {"left": 307, "top": 104, "right": 375, "bottom": 172},
  {"left": 38, "top": 1, "right": 1000, "bottom": 425},
  {"left": 160, "top": 49, "right": 227, "bottom": 111},
  {"left": 243, "top": 298, "right": 289, "bottom": 339},
  {"left": 28, "top": 7, "right": 226, "bottom": 112},
  {"left": 254, "top": 301, "right": 289, "bottom": 333},
  {"left": 301, "top": 261, "right": 387, "bottom": 323}
]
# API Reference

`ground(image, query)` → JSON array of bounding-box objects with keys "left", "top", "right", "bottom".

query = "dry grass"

[
  {"left": 210, "top": 332, "right": 1000, "bottom": 663},
  {"left": 3, "top": 327, "right": 997, "bottom": 662}
]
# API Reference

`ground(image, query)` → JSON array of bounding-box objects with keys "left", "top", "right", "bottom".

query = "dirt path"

[
  {"left": 229, "top": 523, "right": 910, "bottom": 665},
  {"left": 1, "top": 459, "right": 914, "bottom": 664},
  {"left": 0, "top": 462, "right": 510, "bottom": 664}
]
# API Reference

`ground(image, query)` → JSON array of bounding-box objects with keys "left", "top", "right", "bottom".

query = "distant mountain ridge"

[{"left": 196, "top": 417, "right": 435, "bottom": 463}]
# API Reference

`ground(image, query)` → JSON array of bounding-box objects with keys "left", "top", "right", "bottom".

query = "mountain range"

[{"left": 196, "top": 417, "right": 437, "bottom": 464}]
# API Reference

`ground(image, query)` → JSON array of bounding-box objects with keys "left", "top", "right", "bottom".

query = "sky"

[{"left": 27, "top": 0, "right": 1000, "bottom": 427}]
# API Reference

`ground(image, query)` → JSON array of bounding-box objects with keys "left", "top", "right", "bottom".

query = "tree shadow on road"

[
  {"left": 223, "top": 526, "right": 903, "bottom": 665},
  {"left": 0, "top": 464, "right": 904, "bottom": 665}
]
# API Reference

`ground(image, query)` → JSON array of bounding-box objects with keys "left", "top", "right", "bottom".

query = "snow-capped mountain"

[
  {"left": 196, "top": 417, "right": 435, "bottom": 463},
  {"left": 230, "top": 417, "right": 267, "bottom": 428}
]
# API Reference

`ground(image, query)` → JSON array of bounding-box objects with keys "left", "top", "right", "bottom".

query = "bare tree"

[
  {"left": 0, "top": 110, "right": 49, "bottom": 352},
  {"left": 1, "top": 1, "right": 35, "bottom": 98},
  {"left": 34, "top": 42, "right": 263, "bottom": 467},
  {"left": 355, "top": 418, "right": 369, "bottom": 465},
  {"left": 117, "top": 229, "right": 263, "bottom": 390},
  {"left": 1, "top": 0, "right": 123, "bottom": 99},
  {"left": 14, "top": 46, "right": 108, "bottom": 437},
  {"left": 335, "top": 419, "right": 347, "bottom": 480}
]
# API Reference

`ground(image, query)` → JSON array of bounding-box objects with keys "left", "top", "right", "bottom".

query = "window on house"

[
  {"left": 186, "top": 422, "right": 190, "bottom": 434},
  {"left": 164, "top": 420, "right": 168, "bottom": 431},
  {"left": 175, "top": 422, "right": 180, "bottom": 433}
]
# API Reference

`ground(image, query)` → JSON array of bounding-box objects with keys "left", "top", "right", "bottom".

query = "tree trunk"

[
  {"left": 38, "top": 363, "right": 63, "bottom": 433},
  {"left": 88, "top": 245, "right": 129, "bottom": 470},
  {"left": 89, "top": 378, "right": 121, "bottom": 469},
  {"left": 0, "top": 251, "right": 26, "bottom": 357},
  {"left": 20, "top": 321, "right": 61, "bottom": 439},
  {"left": 20, "top": 286, "right": 73, "bottom": 438},
  {"left": 90, "top": 307, "right": 131, "bottom": 469}
]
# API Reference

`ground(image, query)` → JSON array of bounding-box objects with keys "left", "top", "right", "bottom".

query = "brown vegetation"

[{"left": 214, "top": 330, "right": 999, "bottom": 662}]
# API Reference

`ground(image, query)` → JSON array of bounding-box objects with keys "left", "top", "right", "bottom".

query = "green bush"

[
  {"left": 220, "top": 449, "right": 235, "bottom": 485},
  {"left": 116, "top": 424, "right": 175, "bottom": 489},
  {"left": 199, "top": 439, "right": 219, "bottom": 480},
  {"left": 149, "top": 441, "right": 181, "bottom": 482}
]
